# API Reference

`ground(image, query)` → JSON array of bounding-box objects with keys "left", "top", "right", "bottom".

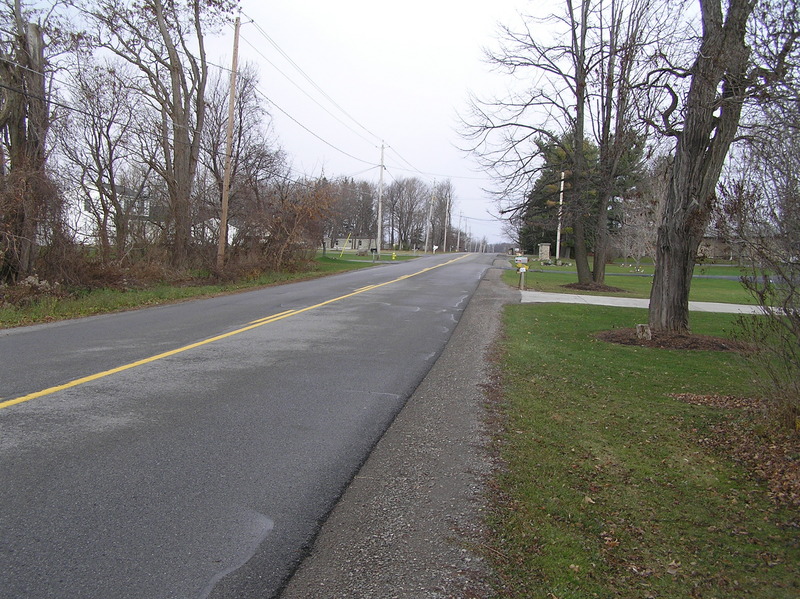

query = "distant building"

[{"left": 324, "top": 237, "right": 376, "bottom": 251}]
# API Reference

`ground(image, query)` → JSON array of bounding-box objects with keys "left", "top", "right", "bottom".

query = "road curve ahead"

[{"left": 0, "top": 253, "right": 495, "bottom": 599}]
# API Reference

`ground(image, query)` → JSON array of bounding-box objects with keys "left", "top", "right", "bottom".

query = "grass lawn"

[
  {"left": 488, "top": 303, "right": 799, "bottom": 597},
  {"left": 324, "top": 249, "right": 422, "bottom": 261},
  {"left": 0, "top": 256, "right": 378, "bottom": 328},
  {"left": 504, "top": 262, "right": 757, "bottom": 305}
]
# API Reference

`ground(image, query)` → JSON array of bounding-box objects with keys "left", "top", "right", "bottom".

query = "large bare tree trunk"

[
  {"left": 0, "top": 5, "right": 49, "bottom": 282},
  {"left": 153, "top": 0, "right": 207, "bottom": 268},
  {"left": 569, "top": 0, "right": 593, "bottom": 284},
  {"left": 83, "top": 0, "right": 219, "bottom": 270},
  {"left": 649, "top": 0, "right": 752, "bottom": 332},
  {"left": 593, "top": 0, "right": 648, "bottom": 285}
]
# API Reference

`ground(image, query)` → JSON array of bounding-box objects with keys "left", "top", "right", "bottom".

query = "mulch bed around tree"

[
  {"left": 563, "top": 282, "right": 628, "bottom": 293},
  {"left": 596, "top": 327, "right": 752, "bottom": 351}
]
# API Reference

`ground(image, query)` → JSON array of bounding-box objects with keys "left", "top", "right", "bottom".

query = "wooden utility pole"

[
  {"left": 556, "top": 171, "right": 564, "bottom": 263},
  {"left": 376, "top": 143, "right": 384, "bottom": 259},
  {"left": 456, "top": 212, "right": 462, "bottom": 252},
  {"left": 423, "top": 182, "right": 434, "bottom": 253},
  {"left": 443, "top": 195, "right": 450, "bottom": 252},
  {"left": 216, "top": 16, "right": 241, "bottom": 272}
]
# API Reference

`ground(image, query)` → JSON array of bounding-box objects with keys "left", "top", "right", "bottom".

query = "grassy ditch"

[
  {"left": 0, "top": 256, "right": 377, "bottom": 329},
  {"left": 488, "top": 303, "right": 799, "bottom": 598},
  {"left": 323, "top": 249, "right": 422, "bottom": 261}
]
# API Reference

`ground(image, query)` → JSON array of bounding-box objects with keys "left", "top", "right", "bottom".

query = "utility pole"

[
  {"left": 424, "top": 181, "right": 434, "bottom": 253},
  {"left": 216, "top": 16, "right": 241, "bottom": 272},
  {"left": 456, "top": 212, "right": 462, "bottom": 252},
  {"left": 443, "top": 195, "right": 450, "bottom": 252},
  {"left": 376, "top": 143, "right": 385, "bottom": 259},
  {"left": 556, "top": 171, "right": 564, "bottom": 264}
]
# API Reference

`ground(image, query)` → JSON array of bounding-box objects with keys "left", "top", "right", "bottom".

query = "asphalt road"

[{"left": 0, "top": 253, "right": 496, "bottom": 599}]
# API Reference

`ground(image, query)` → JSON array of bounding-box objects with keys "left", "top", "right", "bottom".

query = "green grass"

[
  {"left": 0, "top": 256, "right": 377, "bottom": 328},
  {"left": 324, "top": 249, "right": 422, "bottom": 261},
  {"left": 504, "top": 262, "right": 756, "bottom": 304},
  {"left": 489, "top": 304, "right": 799, "bottom": 598}
]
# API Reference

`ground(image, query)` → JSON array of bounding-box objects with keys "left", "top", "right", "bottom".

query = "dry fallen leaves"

[
  {"left": 666, "top": 560, "right": 681, "bottom": 576},
  {"left": 672, "top": 393, "right": 800, "bottom": 508}
]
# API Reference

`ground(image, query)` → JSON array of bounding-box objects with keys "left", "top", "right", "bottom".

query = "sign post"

[{"left": 514, "top": 256, "right": 529, "bottom": 290}]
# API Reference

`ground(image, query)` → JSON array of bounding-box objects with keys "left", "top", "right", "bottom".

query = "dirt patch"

[
  {"left": 671, "top": 393, "right": 800, "bottom": 509},
  {"left": 563, "top": 282, "right": 628, "bottom": 293},
  {"left": 597, "top": 327, "right": 751, "bottom": 351}
]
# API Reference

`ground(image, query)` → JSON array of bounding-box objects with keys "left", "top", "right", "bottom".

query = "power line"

[
  {"left": 0, "top": 80, "right": 99, "bottom": 121},
  {"left": 381, "top": 160, "right": 489, "bottom": 181},
  {"left": 2, "top": 22, "right": 491, "bottom": 193},
  {"left": 1, "top": 56, "right": 200, "bottom": 136},
  {"left": 384, "top": 144, "right": 427, "bottom": 177},
  {"left": 234, "top": 11, "right": 494, "bottom": 188},
  {"left": 461, "top": 214, "right": 502, "bottom": 222},
  {"left": 243, "top": 13, "right": 382, "bottom": 144},
  {"left": 251, "top": 86, "right": 377, "bottom": 168},
  {"left": 0, "top": 65, "right": 336, "bottom": 192},
  {"left": 236, "top": 29, "right": 378, "bottom": 149},
  {"left": 342, "top": 165, "right": 382, "bottom": 179}
]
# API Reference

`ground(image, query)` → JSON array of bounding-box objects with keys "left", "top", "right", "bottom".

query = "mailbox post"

[{"left": 514, "top": 256, "right": 529, "bottom": 290}]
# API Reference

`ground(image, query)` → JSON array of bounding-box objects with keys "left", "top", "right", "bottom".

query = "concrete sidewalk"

[{"left": 520, "top": 290, "right": 762, "bottom": 314}]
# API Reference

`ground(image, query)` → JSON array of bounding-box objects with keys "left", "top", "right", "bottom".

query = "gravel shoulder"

[{"left": 279, "top": 258, "right": 518, "bottom": 599}]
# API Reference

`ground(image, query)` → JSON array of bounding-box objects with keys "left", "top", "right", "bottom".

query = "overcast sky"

[{"left": 210, "top": 0, "right": 530, "bottom": 244}]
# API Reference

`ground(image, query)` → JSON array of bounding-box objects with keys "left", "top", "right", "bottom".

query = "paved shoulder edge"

[{"left": 279, "top": 259, "right": 519, "bottom": 599}]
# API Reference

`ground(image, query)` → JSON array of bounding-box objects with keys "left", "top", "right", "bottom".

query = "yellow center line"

[
  {"left": 249, "top": 309, "right": 296, "bottom": 325},
  {"left": 0, "top": 254, "right": 471, "bottom": 411}
]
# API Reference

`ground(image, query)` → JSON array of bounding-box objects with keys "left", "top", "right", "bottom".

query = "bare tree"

[
  {"left": 197, "top": 61, "right": 281, "bottom": 263},
  {"left": 260, "top": 177, "right": 332, "bottom": 271},
  {"left": 386, "top": 177, "right": 427, "bottom": 250},
  {"left": 464, "top": 1, "right": 595, "bottom": 281},
  {"left": 77, "top": 0, "right": 237, "bottom": 269},
  {"left": 465, "top": 0, "right": 659, "bottom": 283},
  {"left": 0, "top": 0, "right": 54, "bottom": 281},
  {"left": 647, "top": 0, "right": 799, "bottom": 333},
  {"left": 589, "top": 0, "right": 652, "bottom": 282},
  {"left": 429, "top": 180, "right": 455, "bottom": 251},
  {"left": 57, "top": 58, "right": 151, "bottom": 261},
  {"left": 613, "top": 156, "right": 666, "bottom": 269},
  {"left": 323, "top": 178, "right": 376, "bottom": 246},
  {"left": 717, "top": 100, "right": 800, "bottom": 428}
]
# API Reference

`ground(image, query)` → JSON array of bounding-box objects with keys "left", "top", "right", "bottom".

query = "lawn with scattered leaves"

[{"left": 488, "top": 303, "right": 799, "bottom": 598}]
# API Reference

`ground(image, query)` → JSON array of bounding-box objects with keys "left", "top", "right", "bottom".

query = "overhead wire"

[
  {"left": 244, "top": 13, "right": 382, "bottom": 144},
  {"left": 3, "top": 14, "right": 497, "bottom": 221},
  {"left": 3, "top": 51, "right": 373, "bottom": 183},
  {"left": 236, "top": 28, "right": 378, "bottom": 149},
  {"left": 237, "top": 13, "right": 488, "bottom": 187},
  {"left": 251, "top": 86, "right": 377, "bottom": 168},
  {"left": 381, "top": 161, "right": 490, "bottom": 181},
  {"left": 1, "top": 55, "right": 201, "bottom": 138},
  {"left": 0, "top": 57, "right": 329, "bottom": 191}
]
